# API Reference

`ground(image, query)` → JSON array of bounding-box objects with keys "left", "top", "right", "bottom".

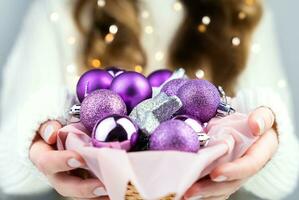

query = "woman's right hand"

[{"left": 29, "top": 120, "right": 109, "bottom": 200}]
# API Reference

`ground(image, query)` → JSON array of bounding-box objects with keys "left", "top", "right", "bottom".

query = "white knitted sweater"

[{"left": 0, "top": 0, "right": 298, "bottom": 199}]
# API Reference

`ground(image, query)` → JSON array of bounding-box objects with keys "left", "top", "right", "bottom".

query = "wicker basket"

[{"left": 125, "top": 182, "right": 176, "bottom": 200}]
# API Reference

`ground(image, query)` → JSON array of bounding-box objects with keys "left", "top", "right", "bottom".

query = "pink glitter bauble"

[
  {"left": 149, "top": 120, "right": 199, "bottom": 153},
  {"left": 177, "top": 79, "right": 221, "bottom": 123},
  {"left": 160, "top": 78, "right": 188, "bottom": 96},
  {"left": 80, "top": 89, "right": 127, "bottom": 132}
]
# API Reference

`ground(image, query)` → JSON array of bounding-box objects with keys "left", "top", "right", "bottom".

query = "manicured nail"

[
  {"left": 213, "top": 175, "right": 228, "bottom": 182},
  {"left": 42, "top": 125, "right": 55, "bottom": 141},
  {"left": 256, "top": 117, "right": 265, "bottom": 135},
  {"left": 93, "top": 187, "right": 107, "bottom": 196},
  {"left": 188, "top": 195, "right": 203, "bottom": 200},
  {"left": 67, "top": 158, "right": 82, "bottom": 168}
]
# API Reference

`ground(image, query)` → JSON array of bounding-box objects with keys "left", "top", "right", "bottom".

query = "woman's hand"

[
  {"left": 184, "top": 107, "right": 279, "bottom": 200},
  {"left": 30, "top": 120, "right": 109, "bottom": 200}
]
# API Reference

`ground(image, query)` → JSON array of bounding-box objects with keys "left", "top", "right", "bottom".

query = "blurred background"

[{"left": 0, "top": 0, "right": 298, "bottom": 199}]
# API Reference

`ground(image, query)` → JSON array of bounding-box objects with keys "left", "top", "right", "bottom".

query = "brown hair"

[{"left": 74, "top": 0, "right": 262, "bottom": 95}]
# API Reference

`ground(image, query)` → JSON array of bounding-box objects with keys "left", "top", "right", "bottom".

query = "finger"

[
  {"left": 30, "top": 139, "right": 85, "bottom": 175},
  {"left": 49, "top": 173, "right": 107, "bottom": 198},
  {"left": 184, "top": 179, "right": 242, "bottom": 199},
  {"left": 210, "top": 129, "right": 278, "bottom": 181},
  {"left": 201, "top": 196, "right": 228, "bottom": 200},
  {"left": 248, "top": 107, "right": 275, "bottom": 136},
  {"left": 38, "top": 120, "right": 62, "bottom": 144},
  {"left": 73, "top": 197, "right": 109, "bottom": 200}
]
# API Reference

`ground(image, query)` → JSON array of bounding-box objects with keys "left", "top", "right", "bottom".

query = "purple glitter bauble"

[
  {"left": 76, "top": 69, "right": 113, "bottom": 102},
  {"left": 161, "top": 78, "right": 188, "bottom": 96},
  {"left": 110, "top": 72, "right": 152, "bottom": 111},
  {"left": 80, "top": 89, "right": 127, "bottom": 132},
  {"left": 92, "top": 115, "right": 138, "bottom": 149},
  {"left": 150, "top": 120, "right": 199, "bottom": 153},
  {"left": 177, "top": 79, "right": 221, "bottom": 123},
  {"left": 148, "top": 69, "right": 173, "bottom": 87},
  {"left": 105, "top": 66, "right": 125, "bottom": 77}
]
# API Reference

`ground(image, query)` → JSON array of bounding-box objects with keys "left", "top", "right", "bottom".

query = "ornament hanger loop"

[
  {"left": 217, "top": 86, "right": 236, "bottom": 117},
  {"left": 69, "top": 104, "right": 81, "bottom": 117},
  {"left": 218, "top": 86, "right": 227, "bottom": 104},
  {"left": 198, "top": 133, "right": 210, "bottom": 147}
]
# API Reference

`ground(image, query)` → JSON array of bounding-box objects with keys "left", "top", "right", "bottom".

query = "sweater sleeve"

[
  {"left": 230, "top": 6, "right": 299, "bottom": 199},
  {"left": 0, "top": 0, "right": 73, "bottom": 195},
  {"left": 231, "top": 88, "right": 299, "bottom": 200}
]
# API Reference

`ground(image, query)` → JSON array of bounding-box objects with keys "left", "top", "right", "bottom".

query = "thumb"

[{"left": 38, "top": 120, "right": 62, "bottom": 144}]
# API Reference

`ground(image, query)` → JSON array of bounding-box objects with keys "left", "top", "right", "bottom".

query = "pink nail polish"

[
  {"left": 188, "top": 195, "right": 203, "bottom": 200},
  {"left": 256, "top": 117, "right": 265, "bottom": 135},
  {"left": 42, "top": 125, "right": 55, "bottom": 141},
  {"left": 93, "top": 187, "right": 107, "bottom": 196},
  {"left": 213, "top": 175, "right": 228, "bottom": 182},
  {"left": 67, "top": 158, "right": 82, "bottom": 168}
]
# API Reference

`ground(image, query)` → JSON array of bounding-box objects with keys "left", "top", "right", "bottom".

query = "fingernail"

[
  {"left": 42, "top": 125, "right": 55, "bottom": 141},
  {"left": 93, "top": 187, "right": 107, "bottom": 196},
  {"left": 67, "top": 158, "right": 82, "bottom": 168},
  {"left": 213, "top": 175, "right": 228, "bottom": 182},
  {"left": 188, "top": 195, "right": 203, "bottom": 200},
  {"left": 256, "top": 117, "right": 265, "bottom": 135}
]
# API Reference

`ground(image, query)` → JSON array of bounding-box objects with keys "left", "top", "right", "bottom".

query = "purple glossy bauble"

[
  {"left": 148, "top": 69, "right": 173, "bottom": 87},
  {"left": 105, "top": 66, "right": 125, "bottom": 77},
  {"left": 110, "top": 72, "right": 152, "bottom": 111},
  {"left": 149, "top": 120, "right": 200, "bottom": 153},
  {"left": 92, "top": 115, "right": 138, "bottom": 149},
  {"left": 76, "top": 69, "right": 113, "bottom": 102},
  {"left": 173, "top": 115, "right": 205, "bottom": 133},
  {"left": 80, "top": 89, "right": 127, "bottom": 132},
  {"left": 177, "top": 79, "right": 221, "bottom": 123},
  {"left": 160, "top": 78, "right": 188, "bottom": 96}
]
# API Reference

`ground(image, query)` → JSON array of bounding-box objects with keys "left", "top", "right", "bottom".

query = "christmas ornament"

[
  {"left": 149, "top": 120, "right": 199, "bottom": 153},
  {"left": 92, "top": 115, "right": 138, "bottom": 151},
  {"left": 177, "top": 80, "right": 235, "bottom": 122},
  {"left": 80, "top": 89, "right": 127, "bottom": 132},
  {"left": 130, "top": 131, "right": 150, "bottom": 151},
  {"left": 69, "top": 104, "right": 81, "bottom": 118},
  {"left": 197, "top": 133, "right": 210, "bottom": 147},
  {"left": 217, "top": 86, "right": 236, "bottom": 117},
  {"left": 76, "top": 69, "right": 113, "bottom": 102},
  {"left": 173, "top": 115, "right": 210, "bottom": 146},
  {"left": 169, "top": 68, "right": 186, "bottom": 80},
  {"left": 129, "top": 93, "right": 182, "bottom": 135},
  {"left": 161, "top": 78, "right": 188, "bottom": 96},
  {"left": 148, "top": 69, "right": 172, "bottom": 87},
  {"left": 172, "top": 115, "right": 205, "bottom": 133},
  {"left": 177, "top": 79, "right": 221, "bottom": 122},
  {"left": 110, "top": 71, "right": 152, "bottom": 111},
  {"left": 105, "top": 66, "right": 125, "bottom": 77},
  {"left": 151, "top": 68, "right": 186, "bottom": 97}
]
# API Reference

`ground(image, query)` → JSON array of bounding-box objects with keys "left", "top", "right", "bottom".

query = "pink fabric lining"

[{"left": 57, "top": 113, "right": 256, "bottom": 200}]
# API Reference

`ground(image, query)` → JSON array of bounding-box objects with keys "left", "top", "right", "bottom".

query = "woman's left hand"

[{"left": 184, "top": 107, "right": 279, "bottom": 200}]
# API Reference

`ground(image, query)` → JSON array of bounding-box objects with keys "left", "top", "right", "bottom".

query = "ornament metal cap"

[
  {"left": 217, "top": 86, "right": 235, "bottom": 117},
  {"left": 198, "top": 133, "right": 210, "bottom": 147},
  {"left": 69, "top": 104, "right": 81, "bottom": 117}
]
